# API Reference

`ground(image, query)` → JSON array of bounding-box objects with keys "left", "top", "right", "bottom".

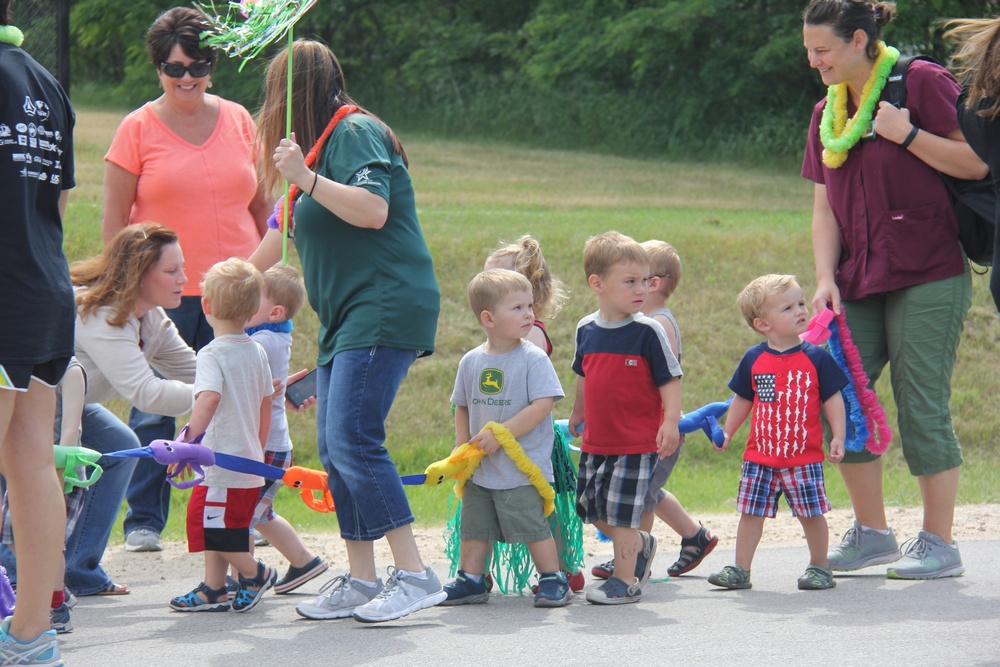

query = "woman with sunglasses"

[{"left": 101, "top": 6, "right": 271, "bottom": 556}]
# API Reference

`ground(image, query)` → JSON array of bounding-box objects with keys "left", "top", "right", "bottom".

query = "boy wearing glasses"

[{"left": 103, "top": 6, "right": 269, "bottom": 555}]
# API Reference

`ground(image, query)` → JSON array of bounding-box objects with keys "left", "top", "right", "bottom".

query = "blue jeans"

[
  {"left": 317, "top": 347, "right": 419, "bottom": 541},
  {"left": 123, "top": 296, "right": 211, "bottom": 536},
  {"left": 64, "top": 404, "right": 139, "bottom": 595}
]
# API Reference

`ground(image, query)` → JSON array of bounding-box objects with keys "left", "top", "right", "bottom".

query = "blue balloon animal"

[{"left": 555, "top": 396, "right": 733, "bottom": 450}]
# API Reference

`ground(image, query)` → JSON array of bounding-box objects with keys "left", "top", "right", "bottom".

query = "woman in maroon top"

[{"left": 801, "top": 0, "right": 986, "bottom": 580}]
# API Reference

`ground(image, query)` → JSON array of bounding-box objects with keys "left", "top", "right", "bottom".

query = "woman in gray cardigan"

[{"left": 65, "top": 224, "right": 195, "bottom": 595}]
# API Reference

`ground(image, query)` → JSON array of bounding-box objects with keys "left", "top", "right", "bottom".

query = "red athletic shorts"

[{"left": 186, "top": 485, "right": 259, "bottom": 553}]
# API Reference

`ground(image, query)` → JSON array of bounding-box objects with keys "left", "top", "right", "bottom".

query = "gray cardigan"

[{"left": 74, "top": 302, "right": 196, "bottom": 416}]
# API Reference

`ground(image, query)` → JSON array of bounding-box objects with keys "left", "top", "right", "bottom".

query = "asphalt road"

[{"left": 59, "top": 539, "right": 1000, "bottom": 667}]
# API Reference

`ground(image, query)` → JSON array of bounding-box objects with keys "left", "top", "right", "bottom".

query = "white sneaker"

[
  {"left": 124, "top": 529, "right": 162, "bottom": 553},
  {"left": 352, "top": 566, "right": 447, "bottom": 623},
  {"left": 295, "top": 575, "right": 382, "bottom": 620}
]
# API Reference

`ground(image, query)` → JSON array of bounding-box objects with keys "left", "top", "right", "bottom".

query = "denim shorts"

[
  {"left": 460, "top": 481, "right": 552, "bottom": 544},
  {"left": 317, "top": 347, "right": 420, "bottom": 541}
]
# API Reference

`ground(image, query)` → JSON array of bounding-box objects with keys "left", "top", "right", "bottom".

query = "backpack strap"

[{"left": 885, "top": 54, "right": 940, "bottom": 109}]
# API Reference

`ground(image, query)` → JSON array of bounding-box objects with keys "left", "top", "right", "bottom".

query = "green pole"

[{"left": 282, "top": 29, "right": 293, "bottom": 265}]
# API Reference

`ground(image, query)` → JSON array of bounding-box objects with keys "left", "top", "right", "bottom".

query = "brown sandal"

[{"left": 93, "top": 582, "right": 129, "bottom": 596}]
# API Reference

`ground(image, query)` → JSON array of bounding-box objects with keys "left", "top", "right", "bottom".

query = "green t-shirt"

[{"left": 293, "top": 114, "right": 439, "bottom": 364}]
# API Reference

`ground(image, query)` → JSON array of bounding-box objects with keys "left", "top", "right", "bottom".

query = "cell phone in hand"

[{"left": 284, "top": 368, "right": 317, "bottom": 408}]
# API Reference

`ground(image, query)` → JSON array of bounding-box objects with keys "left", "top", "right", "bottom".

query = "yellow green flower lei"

[
  {"left": 0, "top": 25, "right": 25, "bottom": 46},
  {"left": 454, "top": 421, "right": 556, "bottom": 517},
  {"left": 819, "top": 42, "right": 899, "bottom": 168}
]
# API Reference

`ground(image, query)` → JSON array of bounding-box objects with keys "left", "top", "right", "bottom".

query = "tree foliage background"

[{"left": 64, "top": 0, "right": 996, "bottom": 160}]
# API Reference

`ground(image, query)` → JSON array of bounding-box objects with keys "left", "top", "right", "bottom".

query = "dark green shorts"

[
  {"left": 841, "top": 270, "right": 971, "bottom": 476},
  {"left": 460, "top": 482, "right": 552, "bottom": 544}
]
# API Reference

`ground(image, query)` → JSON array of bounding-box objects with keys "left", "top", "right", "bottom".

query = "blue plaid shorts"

[
  {"left": 253, "top": 449, "right": 292, "bottom": 525},
  {"left": 736, "top": 460, "right": 830, "bottom": 518}
]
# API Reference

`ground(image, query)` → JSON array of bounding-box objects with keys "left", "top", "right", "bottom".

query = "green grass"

[{"left": 65, "top": 108, "right": 1000, "bottom": 543}]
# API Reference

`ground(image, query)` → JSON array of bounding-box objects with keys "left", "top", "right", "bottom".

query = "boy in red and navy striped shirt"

[{"left": 568, "top": 231, "right": 682, "bottom": 605}]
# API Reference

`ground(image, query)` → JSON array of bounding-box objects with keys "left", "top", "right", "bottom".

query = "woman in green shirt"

[{"left": 251, "top": 40, "right": 444, "bottom": 624}]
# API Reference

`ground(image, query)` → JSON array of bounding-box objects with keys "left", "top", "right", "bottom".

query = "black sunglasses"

[{"left": 159, "top": 61, "right": 212, "bottom": 78}]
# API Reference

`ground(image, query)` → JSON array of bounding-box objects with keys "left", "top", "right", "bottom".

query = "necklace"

[
  {"left": 819, "top": 42, "right": 899, "bottom": 168},
  {"left": 0, "top": 25, "right": 24, "bottom": 46}
]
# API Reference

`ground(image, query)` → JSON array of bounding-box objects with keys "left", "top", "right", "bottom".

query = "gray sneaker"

[
  {"left": 352, "top": 567, "right": 447, "bottom": 623},
  {"left": 0, "top": 616, "right": 62, "bottom": 666},
  {"left": 828, "top": 520, "right": 900, "bottom": 571},
  {"left": 124, "top": 529, "right": 162, "bottom": 553},
  {"left": 887, "top": 531, "right": 965, "bottom": 580},
  {"left": 295, "top": 574, "right": 383, "bottom": 620}
]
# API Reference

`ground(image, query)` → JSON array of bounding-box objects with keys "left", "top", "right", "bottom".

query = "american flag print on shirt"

[
  {"left": 729, "top": 342, "right": 847, "bottom": 468},
  {"left": 751, "top": 370, "right": 812, "bottom": 458}
]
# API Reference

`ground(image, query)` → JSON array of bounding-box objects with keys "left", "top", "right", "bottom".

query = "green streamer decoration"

[
  {"left": 196, "top": 0, "right": 317, "bottom": 263},
  {"left": 443, "top": 424, "right": 584, "bottom": 595},
  {"left": 197, "top": 0, "right": 316, "bottom": 70}
]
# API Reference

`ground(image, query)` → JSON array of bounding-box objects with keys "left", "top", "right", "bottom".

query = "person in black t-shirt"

[{"left": 0, "top": 0, "right": 75, "bottom": 662}]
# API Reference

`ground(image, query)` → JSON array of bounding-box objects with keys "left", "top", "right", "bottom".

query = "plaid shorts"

[
  {"left": 576, "top": 451, "right": 656, "bottom": 528},
  {"left": 736, "top": 460, "right": 831, "bottom": 518},
  {"left": 1, "top": 482, "right": 86, "bottom": 546},
  {"left": 253, "top": 449, "right": 292, "bottom": 525}
]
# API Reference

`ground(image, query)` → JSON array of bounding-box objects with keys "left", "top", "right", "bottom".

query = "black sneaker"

[
  {"left": 591, "top": 559, "right": 614, "bottom": 580},
  {"left": 274, "top": 556, "right": 330, "bottom": 594}
]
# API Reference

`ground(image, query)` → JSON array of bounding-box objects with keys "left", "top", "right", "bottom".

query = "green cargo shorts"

[
  {"left": 841, "top": 269, "right": 971, "bottom": 476},
  {"left": 460, "top": 481, "right": 552, "bottom": 544}
]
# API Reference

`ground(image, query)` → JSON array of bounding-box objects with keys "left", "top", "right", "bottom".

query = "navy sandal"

[
  {"left": 232, "top": 560, "right": 277, "bottom": 613},
  {"left": 169, "top": 582, "right": 231, "bottom": 612}
]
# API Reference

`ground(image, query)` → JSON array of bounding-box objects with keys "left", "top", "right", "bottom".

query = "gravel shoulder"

[{"left": 101, "top": 503, "right": 1000, "bottom": 583}]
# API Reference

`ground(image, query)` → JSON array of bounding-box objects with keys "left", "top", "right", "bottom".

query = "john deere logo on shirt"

[{"left": 479, "top": 369, "right": 504, "bottom": 395}]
